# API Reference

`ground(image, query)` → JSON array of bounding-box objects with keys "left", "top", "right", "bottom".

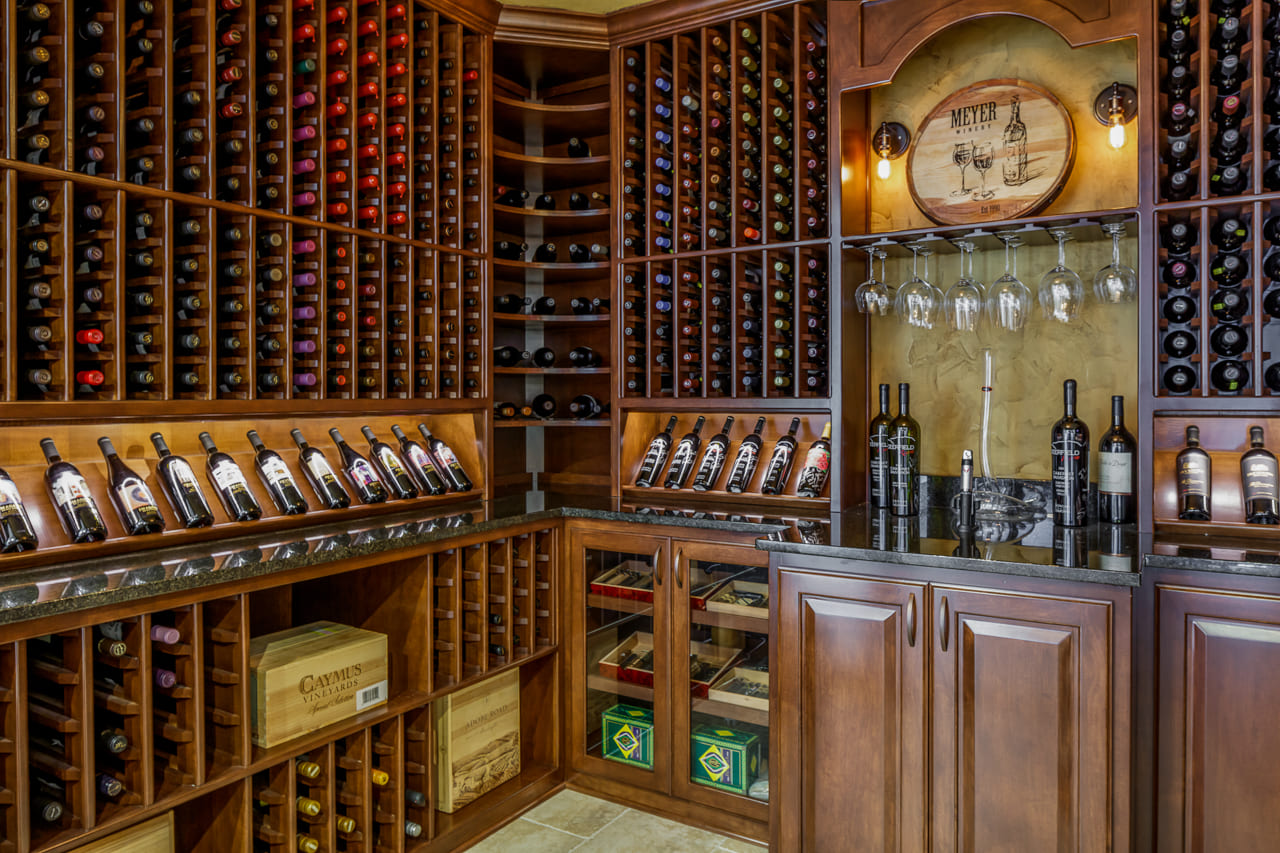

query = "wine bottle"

[
  {"left": 1050, "top": 380, "right": 1090, "bottom": 527},
  {"left": 634, "top": 416, "right": 677, "bottom": 488},
  {"left": 663, "top": 417, "right": 706, "bottom": 489},
  {"left": 1097, "top": 396, "right": 1136, "bottom": 524},
  {"left": 1210, "top": 359, "right": 1249, "bottom": 392},
  {"left": 530, "top": 394, "right": 557, "bottom": 419},
  {"left": 97, "top": 437, "right": 165, "bottom": 535},
  {"left": 795, "top": 422, "right": 833, "bottom": 498},
  {"left": 691, "top": 416, "right": 734, "bottom": 492},
  {"left": 198, "top": 432, "right": 263, "bottom": 521},
  {"left": 287, "top": 430, "right": 351, "bottom": 510},
  {"left": 1164, "top": 364, "right": 1198, "bottom": 394},
  {"left": 568, "top": 394, "right": 604, "bottom": 419},
  {"left": 869, "top": 383, "right": 892, "bottom": 510},
  {"left": 0, "top": 467, "right": 38, "bottom": 552},
  {"left": 361, "top": 426, "right": 418, "bottom": 500},
  {"left": 888, "top": 384, "right": 921, "bottom": 516},
  {"left": 41, "top": 438, "right": 108, "bottom": 543},
  {"left": 417, "top": 424, "right": 473, "bottom": 491},
  {"left": 1176, "top": 425, "right": 1212, "bottom": 520},
  {"left": 1242, "top": 426, "right": 1279, "bottom": 524},
  {"left": 761, "top": 418, "right": 802, "bottom": 496},
  {"left": 242, "top": 435, "right": 305, "bottom": 516},
  {"left": 328, "top": 428, "right": 389, "bottom": 504},
  {"left": 390, "top": 425, "right": 448, "bottom": 495}
]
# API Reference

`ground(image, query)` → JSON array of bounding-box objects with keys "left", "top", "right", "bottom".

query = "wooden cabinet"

[
  {"left": 1156, "top": 585, "right": 1280, "bottom": 851},
  {"left": 773, "top": 556, "right": 1130, "bottom": 852}
]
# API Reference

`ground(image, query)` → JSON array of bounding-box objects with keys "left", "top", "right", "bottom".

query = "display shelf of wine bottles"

[
  {"left": 1153, "top": 415, "right": 1280, "bottom": 537},
  {"left": 620, "top": 411, "right": 833, "bottom": 510},
  {"left": 0, "top": 1, "right": 490, "bottom": 413},
  {"left": 617, "top": 2, "right": 829, "bottom": 258},
  {"left": 0, "top": 415, "right": 483, "bottom": 574}
]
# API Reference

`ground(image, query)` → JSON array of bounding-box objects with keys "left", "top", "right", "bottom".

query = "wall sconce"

[
  {"left": 1094, "top": 82, "right": 1137, "bottom": 150},
  {"left": 873, "top": 121, "right": 910, "bottom": 180}
]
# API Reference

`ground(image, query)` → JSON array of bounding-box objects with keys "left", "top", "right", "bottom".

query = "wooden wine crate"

[
  {"left": 74, "top": 813, "right": 174, "bottom": 853},
  {"left": 434, "top": 669, "right": 522, "bottom": 813},
  {"left": 249, "top": 621, "right": 389, "bottom": 748}
]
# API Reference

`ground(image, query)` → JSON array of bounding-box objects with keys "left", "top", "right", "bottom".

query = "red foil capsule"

[
  {"left": 386, "top": 62, "right": 407, "bottom": 78},
  {"left": 326, "top": 7, "right": 348, "bottom": 23},
  {"left": 387, "top": 3, "right": 407, "bottom": 19},
  {"left": 326, "top": 170, "right": 349, "bottom": 185},
  {"left": 219, "top": 103, "right": 244, "bottom": 118},
  {"left": 293, "top": 124, "right": 318, "bottom": 141},
  {"left": 219, "top": 29, "right": 243, "bottom": 47},
  {"left": 387, "top": 212, "right": 407, "bottom": 226},
  {"left": 330, "top": 374, "right": 347, "bottom": 387},
  {"left": 358, "top": 284, "right": 377, "bottom": 297},
  {"left": 293, "top": 0, "right": 315, "bottom": 8},
  {"left": 386, "top": 33, "right": 408, "bottom": 49},
  {"left": 76, "top": 329, "right": 105, "bottom": 345},
  {"left": 326, "top": 138, "right": 349, "bottom": 154},
  {"left": 330, "top": 279, "right": 348, "bottom": 292},
  {"left": 76, "top": 370, "right": 106, "bottom": 386},
  {"left": 357, "top": 20, "right": 378, "bottom": 37},
  {"left": 462, "top": 69, "right": 479, "bottom": 82},
  {"left": 357, "top": 50, "right": 379, "bottom": 67},
  {"left": 326, "top": 70, "right": 349, "bottom": 86},
  {"left": 387, "top": 152, "right": 406, "bottom": 167},
  {"left": 328, "top": 38, "right": 349, "bottom": 56},
  {"left": 293, "top": 24, "right": 316, "bottom": 42},
  {"left": 330, "top": 309, "right": 348, "bottom": 323},
  {"left": 326, "top": 102, "right": 348, "bottom": 120},
  {"left": 358, "top": 175, "right": 380, "bottom": 191},
  {"left": 219, "top": 65, "right": 244, "bottom": 83},
  {"left": 221, "top": 0, "right": 245, "bottom": 9},
  {"left": 387, "top": 182, "right": 407, "bottom": 197},
  {"left": 358, "top": 81, "right": 378, "bottom": 98},
  {"left": 387, "top": 122, "right": 406, "bottom": 139},
  {"left": 357, "top": 112, "right": 378, "bottom": 129},
  {"left": 357, "top": 207, "right": 378, "bottom": 222},
  {"left": 386, "top": 93, "right": 407, "bottom": 108},
  {"left": 357, "top": 144, "right": 379, "bottom": 159},
  {"left": 327, "top": 202, "right": 350, "bottom": 217},
  {"left": 360, "top": 314, "right": 379, "bottom": 327},
  {"left": 743, "top": 227, "right": 762, "bottom": 241}
]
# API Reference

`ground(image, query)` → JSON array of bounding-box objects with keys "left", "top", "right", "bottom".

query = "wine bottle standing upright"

[
  {"left": 0, "top": 466, "right": 38, "bottom": 551},
  {"left": 691, "top": 416, "right": 734, "bottom": 491},
  {"left": 664, "top": 416, "right": 706, "bottom": 489},
  {"left": 869, "top": 384, "right": 892, "bottom": 509},
  {"left": 41, "top": 438, "right": 109, "bottom": 542},
  {"left": 290, "top": 429, "right": 351, "bottom": 510},
  {"left": 246, "top": 431, "right": 308, "bottom": 515},
  {"left": 1097, "top": 395, "right": 1137, "bottom": 524},
  {"left": 1241, "top": 426, "right": 1279, "bottom": 524},
  {"left": 795, "top": 422, "right": 833, "bottom": 498},
  {"left": 199, "top": 432, "right": 263, "bottom": 521},
  {"left": 888, "top": 384, "right": 920, "bottom": 517},
  {"left": 361, "top": 426, "right": 418, "bottom": 500},
  {"left": 417, "top": 424, "right": 474, "bottom": 492},
  {"left": 634, "top": 416, "right": 678, "bottom": 487},
  {"left": 390, "top": 424, "right": 449, "bottom": 495},
  {"left": 1176, "top": 425, "right": 1212, "bottom": 520},
  {"left": 1050, "top": 379, "right": 1090, "bottom": 527},
  {"left": 725, "top": 417, "right": 767, "bottom": 493},
  {"left": 329, "top": 428, "right": 390, "bottom": 504},
  {"left": 761, "top": 418, "right": 802, "bottom": 495},
  {"left": 97, "top": 437, "right": 166, "bottom": 534},
  {"left": 150, "top": 433, "right": 214, "bottom": 528}
]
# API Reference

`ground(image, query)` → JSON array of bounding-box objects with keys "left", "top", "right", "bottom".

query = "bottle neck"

[{"left": 1111, "top": 398, "right": 1124, "bottom": 427}]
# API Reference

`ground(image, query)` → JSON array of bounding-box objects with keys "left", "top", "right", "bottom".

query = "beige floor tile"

[
  {"left": 466, "top": 818, "right": 583, "bottom": 853},
  {"left": 715, "top": 838, "right": 768, "bottom": 852},
  {"left": 522, "top": 789, "right": 627, "bottom": 838},
  {"left": 570, "top": 808, "right": 725, "bottom": 853}
]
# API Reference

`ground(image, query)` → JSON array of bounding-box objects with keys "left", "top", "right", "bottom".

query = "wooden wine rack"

[{"left": 0, "top": 0, "right": 488, "bottom": 413}]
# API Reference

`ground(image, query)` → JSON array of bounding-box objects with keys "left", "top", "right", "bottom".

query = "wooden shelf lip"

[
  {"left": 841, "top": 207, "right": 1140, "bottom": 255},
  {"left": 494, "top": 150, "right": 610, "bottom": 169},
  {"left": 1152, "top": 396, "right": 1280, "bottom": 413},
  {"left": 493, "top": 312, "right": 611, "bottom": 325},
  {"left": 0, "top": 398, "right": 488, "bottom": 421},
  {"left": 618, "top": 398, "right": 833, "bottom": 411},
  {"left": 493, "top": 94, "right": 610, "bottom": 116},
  {"left": 1155, "top": 519, "right": 1280, "bottom": 541},
  {"left": 494, "top": 258, "right": 611, "bottom": 283},
  {"left": 494, "top": 367, "right": 611, "bottom": 374},
  {"left": 494, "top": 205, "right": 611, "bottom": 238},
  {"left": 494, "top": 419, "right": 610, "bottom": 427},
  {"left": 620, "top": 486, "right": 831, "bottom": 513},
  {"left": 494, "top": 205, "right": 610, "bottom": 220},
  {"left": 493, "top": 149, "right": 611, "bottom": 189}
]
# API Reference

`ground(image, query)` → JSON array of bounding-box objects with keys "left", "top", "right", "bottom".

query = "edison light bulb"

[
  {"left": 1109, "top": 117, "right": 1126, "bottom": 149},
  {"left": 877, "top": 156, "right": 892, "bottom": 180}
]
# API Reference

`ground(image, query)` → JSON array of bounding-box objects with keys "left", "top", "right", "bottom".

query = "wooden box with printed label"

[
  {"left": 434, "top": 668, "right": 521, "bottom": 813},
  {"left": 249, "top": 621, "right": 389, "bottom": 748}
]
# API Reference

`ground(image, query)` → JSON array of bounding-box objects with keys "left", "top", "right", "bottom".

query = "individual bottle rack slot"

[
  {"left": 357, "top": 238, "right": 385, "bottom": 397},
  {"left": 27, "top": 630, "right": 91, "bottom": 850},
  {"left": 487, "top": 538, "right": 512, "bottom": 665},
  {"left": 1206, "top": 0, "right": 1251, "bottom": 197},
  {"left": 326, "top": 231, "right": 356, "bottom": 397},
  {"left": 0, "top": 642, "right": 16, "bottom": 853},
  {"left": 17, "top": 178, "right": 68, "bottom": 402},
  {"left": 71, "top": 184, "right": 119, "bottom": 402},
  {"left": 413, "top": 246, "right": 437, "bottom": 398},
  {"left": 124, "top": 196, "right": 167, "bottom": 401},
  {"left": 16, "top": 0, "right": 67, "bottom": 170},
  {"left": 257, "top": 220, "right": 290, "bottom": 400},
  {"left": 402, "top": 706, "right": 433, "bottom": 843},
  {"left": 210, "top": 210, "right": 248, "bottom": 401},
  {"left": 203, "top": 595, "right": 247, "bottom": 776},
  {"left": 385, "top": 243, "right": 413, "bottom": 398},
  {"left": 412, "top": 11, "right": 438, "bottom": 244},
  {"left": 511, "top": 534, "right": 535, "bottom": 657},
  {"left": 438, "top": 21, "right": 463, "bottom": 251},
  {"left": 252, "top": 761, "right": 294, "bottom": 852},
  {"left": 335, "top": 729, "right": 370, "bottom": 843},
  {"left": 462, "top": 543, "right": 488, "bottom": 677},
  {"left": 151, "top": 605, "right": 203, "bottom": 799},
  {"left": 91, "top": 617, "right": 146, "bottom": 822},
  {"left": 291, "top": 0, "right": 322, "bottom": 221},
  {"left": 1159, "top": 0, "right": 1200, "bottom": 200},
  {"left": 326, "top": 0, "right": 357, "bottom": 229},
  {"left": 460, "top": 32, "right": 486, "bottom": 257},
  {"left": 213, "top": 0, "right": 251, "bottom": 206},
  {"left": 534, "top": 529, "right": 556, "bottom": 649},
  {"left": 291, "top": 225, "right": 323, "bottom": 398},
  {"left": 433, "top": 548, "right": 461, "bottom": 689},
  {"left": 370, "top": 718, "right": 402, "bottom": 851},
  {"left": 1260, "top": 201, "right": 1280, "bottom": 394},
  {"left": 461, "top": 256, "right": 485, "bottom": 398},
  {"left": 254, "top": 4, "right": 288, "bottom": 213},
  {"left": 123, "top": 0, "right": 166, "bottom": 188},
  {"left": 74, "top": 0, "right": 119, "bottom": 179},
  {"left": 384, "top": 3, "right": 414, "bottom": 241},
  {"left": 172, "top": 3, "right": 213, "bottom": 198}
]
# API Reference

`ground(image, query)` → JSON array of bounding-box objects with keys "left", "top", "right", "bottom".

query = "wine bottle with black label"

[
  {"left": 150, "top": 433, "right": 214, "bottom": 528},
  {"left": 1241, "top": 426, "right": 1279, "bottom": 524},
  {"left": 329, "top": 428, "right": 389, "bottom": 504},
  {"left": 391, "top": 424, "right": 448, "bottom": 495},
  {"left": 1051, "top": 379, "right": 1090, "bottom": 527},
  {"left": 98, "top": 437, "right": 165, "bottom": 534},
  {"left": 361, "top": 426, "right": 418, "bottom": 500},
  {"left": 761, "top": 417, "right": 801, "bottom": 495},
  {"left": 1176, "top": 425, "right": 1212, "bottom": 520},
  {"left": 889, "top": 384, "right": 920, "bottom": 516},
  {"left": 290, "top": 429, "right": 351, "bottom": 510},
  {"left": 691, "top": 416, "right": 734, "bottom": 491},
  {"left": 664, "top": 416, "right": 705, "bottom": 489},
  {"left": 0, "top": 466, "right": 38, "bottom": 551},
  {"left": 41, "top": 438, "right": 108, "bottom": 542},
  {"left": 725, "top": 417, "right": 767, "bottom": 493},
  {"left": 417, "top": 424, "right": 474, "bottom": 491},
  {"left": 1097, "top": 396, "right": 1136, "bottom": 524},
  {"left": 796, "top": 422, "right": 832, "bottom": 498},
  {"left": 869, "top": 384, "right": 892, "bottom": 509},
  {"left": 246, "top": 431, "right": 308, "bottom": 515},
  {"left": 634, "top": 416, "right": 678, "bottom": 487},
  {"left": 198, "top": 432, "right": 263, "bottom": 521}
]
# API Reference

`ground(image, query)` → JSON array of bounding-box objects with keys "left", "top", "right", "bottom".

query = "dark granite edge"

[
  {"left": 1144, "top": 553, "right": 1280, "bottom": 580},
  {"left": 758, "top": 539, "right": 1142, "bottom": 587}
]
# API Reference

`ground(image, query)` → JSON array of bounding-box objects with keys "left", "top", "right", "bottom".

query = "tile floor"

[{"left": 464, "top": 789, "right": 767, "bottom": 852}]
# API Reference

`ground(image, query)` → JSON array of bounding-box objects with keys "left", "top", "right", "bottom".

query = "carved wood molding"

[
  {"left": 496, "top": 6, "right": 611, "bottom": 48},
  {"left": 606, "top": 0, "right": 802, "bottom": 45},
  {"left": 425, "top": 0, "right": 505, "bottom": 35}
]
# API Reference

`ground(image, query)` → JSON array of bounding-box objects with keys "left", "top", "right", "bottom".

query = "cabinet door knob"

[
  {"left": 939, "top": 595, "right": 950, "bottom": 652},
  {"left": 906, "top": 593, "right": 917, "bottom": 647}
]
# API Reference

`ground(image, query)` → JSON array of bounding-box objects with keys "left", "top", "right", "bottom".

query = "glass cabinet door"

[
  {"left": 675, "top": 543, "right": 770, "bottom": 818},
  {"left": 573, "top": 530, "right": 671, "bottom": 791}
]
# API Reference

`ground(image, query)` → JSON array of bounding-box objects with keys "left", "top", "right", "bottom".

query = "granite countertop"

[{"left": 1144, "top": 535, "right": 1280, "bottom": 579}]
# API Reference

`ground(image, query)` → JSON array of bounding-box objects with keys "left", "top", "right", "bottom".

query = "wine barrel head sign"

[{"left": 907, "top": 79, "right": 1075, "bottom": 225}]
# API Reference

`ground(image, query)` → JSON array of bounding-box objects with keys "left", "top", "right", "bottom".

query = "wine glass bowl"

[
  {"left": 1094, "top": 222, "right": 1138, "bottom": 303},
  {"left": 1038, "top": 229, "right": 1084, "bottom": 324},
  {"left": 855, "top": 248, "right": 892, "bottom": 315},
  {"left": 986, "top": 235, "right": 1031, "bottom": 332},
  {"left": 951, "top": 142, "right": 973, "bottom": 197},
  {"left": 970, "top": 142, "right": 995, "bottom": 200},
  {"left": 895, "top": 244, "right": 941, "bottom": 329},
  {"left": 944, "top": 241, "right": 984, "bottom": 332}
]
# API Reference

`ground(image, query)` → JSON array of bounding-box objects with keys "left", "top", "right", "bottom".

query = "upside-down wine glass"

[
  {"left": 985, "top": 234, "right": 1031, "bottom": 332},
  {"left": 1094, "top": 222, "right": 1138, "bottom": 303},
  {"left": 855, "top": 247, "right": 892, "bottom": 315},
  {"left": 1039, "top": 229, "right": 1084, "bottom": 323},
  {"left": 944, "top": 241, "right": 984, "bottom": 332},
  {"left": 895, "top": 243, "right": 941, "bottom": 329}
]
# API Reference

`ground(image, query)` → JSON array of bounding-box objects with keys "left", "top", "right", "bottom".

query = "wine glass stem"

[
  {"left": 1112, "top": 232, "right": 1121, "bottom": 266},
  {"left": 1057, "top": 236, "right": 1066, "bottom": 268}
]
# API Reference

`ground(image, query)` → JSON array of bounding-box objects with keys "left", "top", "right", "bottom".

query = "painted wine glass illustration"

[
  {"left": 855, "top": 247, "right": 891, "bottom": 315},
  {"left": 1093, "top": 221, "right": 1138, "bottom": 303},
  {"left": 971, "top": 141, "right": 996, "bottom": 200},
  {"left": 944, "top": 240, "right": 985, "bottom": 332},
  {"left": 985, "top": 233, "right": 1031, "bottom": 332},
  {"left": 1038, "top": 229, "right": 1085, "bottom": 324},
  {"left": 951, "top": 142, "right": 973, "bottom": 197},
  {"left": 895, "top": 244, "right": 941, "bottom": 329}
]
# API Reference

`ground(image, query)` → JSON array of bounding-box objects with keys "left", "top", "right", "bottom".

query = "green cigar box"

[
  {"left": 690, "top": 724, "right": 760, "bottom": 795},
  {"left": 602, "top": 703, "right": 654, "bottom": 769}
]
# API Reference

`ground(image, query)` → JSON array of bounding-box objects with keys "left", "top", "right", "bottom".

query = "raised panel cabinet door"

[
  {"left": 773, "top": 567, "right": 926, "bottom": 853},
  {"left": 1157, "top": 586, "right": 1280, "bottom": 852},
  {"left": 931, "top": 587, "right": 1116, "bottom": 853}
]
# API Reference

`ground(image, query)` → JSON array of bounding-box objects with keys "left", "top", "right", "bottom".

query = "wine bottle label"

[
  {"left": 692, "top": 442, "right": 726, "bottom": 487},
  {"left": 1243, "top": 459, "right": 1279, "bottom": 501},
  {"left": 434, "top": 444, "right": 461, "bottom": 470},
  {"left": 668, "top": 439, "right": 697, "bottom": 475},
  {"left": 306, "top": 455, "right": 341, "bottom": 486},
  {"left": 260, "top": 455, "right": 294, "bottom": 488},
  {"left": 635, "top": 442, "right": 670, "bottom": 484},
  {"left": 348, "top": 458, "right": 381, "bottom": 487},
  {"left": 1050, "top": 432, "right": 1088, "bottom": 515},
  {"left": 210, "top": 460, "right": 251, "bottom": 492},
  {"left": 1098, "top": 451, "right": 1132, "bottom": 495},
  {"left": 763, "top": 444, "right": 794, "bottom": 484},
  {"left": 1177, "top": 456, "right": 1209, "bottom": 497},
  {"left": 51, "top": 472, "right": 98, "bottom": 513},
  {"left": 0, "top": 479, "right": 28, "bottom": 520},
  {"left": 377, "top": 448, "right": 408, "bottom": 478},
  {"left": 406, "top": 445, "right": 438, "bottom": 475},
  {"left": 116, "top": 479, "right": 159, "bottom": 515},
  {"left": 869, "top": 429, "right": 890, "bottom": 504},
  {"left": 726, "top": 443, "right": 759, "bottom": 488},
  {"left": 169, "top": 459, "right": 204, "bottom": 498},
  {"left": 797, "top": 446, "right": 831, "bottom": 495},
  {"left": 889, "top": 432, "right": 918, "bottom": 514}
]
